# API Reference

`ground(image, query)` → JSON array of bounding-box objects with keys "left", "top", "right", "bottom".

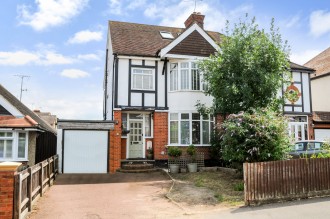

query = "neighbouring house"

[
  {"left": 0, "top": 84, "right": 57, "bottom": 166},
  {"left": 103, "top": 12, "right": 315, "bottom": 172},
  {"left": 304, "top": 47, "right": 330, "bottom": 141},
  {"left": 33, "top": 109, "right": 57, "bottom": 129}
]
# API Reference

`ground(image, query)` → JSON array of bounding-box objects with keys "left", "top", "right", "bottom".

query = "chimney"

[{"left": 184, "top": 12, "right": 205, "bottom": 29}]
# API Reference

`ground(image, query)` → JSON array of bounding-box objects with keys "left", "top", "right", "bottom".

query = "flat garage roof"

[{"left": 57, "top": 119, "right": 116, "bottom": 130}]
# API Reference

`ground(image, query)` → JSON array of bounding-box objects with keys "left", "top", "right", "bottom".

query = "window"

[
  {"left": 170, "top": 62, "right": 203, "bottom": 91},
  {"left": 121, "top": 113, "right": 153, "bottom": 138},
  {"left": 132, "top": 68, "right": 154, "bottom": 90},
  {"left": 169, "top": 112, "right": 214, "bottom": 145},
  {"left": 160, "top": 31, "right": 174, "bottom": 39},
  {"left": 0, "top": 131, "right": 27, "bottom": 161}
]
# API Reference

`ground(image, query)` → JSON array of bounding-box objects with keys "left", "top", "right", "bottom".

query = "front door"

[{"left": 129, "top": 121, "right": 144, "bottom": 158}]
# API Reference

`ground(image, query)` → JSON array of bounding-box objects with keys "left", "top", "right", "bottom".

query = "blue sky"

[{"left": 1, "top": 0, "right": 330, "bottom": 119}]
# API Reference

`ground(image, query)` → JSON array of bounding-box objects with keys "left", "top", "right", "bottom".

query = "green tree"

[{"left": 198, "top": 16, "right": 290, "bottom": 115}]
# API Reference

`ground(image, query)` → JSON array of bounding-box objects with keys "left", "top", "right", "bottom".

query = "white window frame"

[
  {"left": 121, "top": 112, "right": 153, "bottom": 138},
  {"left": 131, "top": 68, "right": 155, "bottom": 91},
  {"left": 169, "top": 61, "right": 206, "bottom": 92},
  {"left": 287, "top": 115, "right": 309, "bottom": 141},
  {"left": 168, "top": 112, "right": 214, "bottom": 146},
  {"left": 0, "top": 130, "right": 28, "bottom": 161}
]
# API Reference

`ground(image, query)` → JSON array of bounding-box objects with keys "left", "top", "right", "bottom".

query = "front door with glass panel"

[{"left": 129, "top": 121, "right": 144, "bottom": 158}]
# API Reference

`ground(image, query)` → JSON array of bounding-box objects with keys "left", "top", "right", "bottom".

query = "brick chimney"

[{"left": 184, "top": 12, "right": 205, "bottom": 29}]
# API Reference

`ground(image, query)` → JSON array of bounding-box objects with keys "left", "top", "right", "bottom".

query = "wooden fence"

[
  {"left": 244, "top": 158, "right": 330, "bottom": 205},
  {"left": 14, "top": 155, "right": 59, "bottom": 219}
]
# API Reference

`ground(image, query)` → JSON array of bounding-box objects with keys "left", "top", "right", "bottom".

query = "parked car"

[{"left": 289, "top": 140, "right": 326, "bottom": 158}]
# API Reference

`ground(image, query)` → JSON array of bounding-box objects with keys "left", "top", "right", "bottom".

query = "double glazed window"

[
  {"left": 121, "top": 113, "right": 152, "bottom": 137},
  {"left": 0, "top": 131, "right": 28, "bottom": 161},
  {"left": 169, "top": 113, "right": 214, "bottom": 145},
  {"left": 170, "top": 62, "right": 205, "bottom": 91},
  {"left": 132, "top": 68, "right": 154, "bottom": 90}
]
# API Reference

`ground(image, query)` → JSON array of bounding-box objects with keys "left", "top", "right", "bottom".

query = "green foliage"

[
  {"left": 310, "top": 141, "right": 330, "bottom": 158},
  {"left": 198, "top": 15, "right": 290, "bottom": 115},
  {"left": 214, "top": 193, "right": 224, "bottom": 202},
  {"left": 218, "top": 109, "right": 290, "bottom": 164},
  {"left": 167, "top": 146, "right": 182, "bottom": 157},
  {"left": 233, "top": 182, "right": 244, "bottom": 191},
  {"left": 187, "top": 144, "right": 197, "bottom": 163}
]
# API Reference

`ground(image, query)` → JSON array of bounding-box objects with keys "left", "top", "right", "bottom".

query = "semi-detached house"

[{"left": 104, "top": 13, "right": 314, "bottom": 172}]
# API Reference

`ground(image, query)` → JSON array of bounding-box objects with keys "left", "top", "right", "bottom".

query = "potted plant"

[
  {"left": 146, "top": 148, "right": 153, "bottom": 160},
  {"left": 186, "top": 144, "right": 197, "bottom": 172},
  {"left": 167, "top": 146, "right": 182, "bottom": 173}
]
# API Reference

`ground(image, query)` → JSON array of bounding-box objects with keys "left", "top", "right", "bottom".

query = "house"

[
  {"left": 33, "top": 109, "right": 57, "bottom": 129},
  {"left": 103, "top": 12, "right": 314, "bottom": 172},
  {"left": 304, "top": 47, "right": 330, "bottom": 141},
  {"left": 0, "top": 84, "right": 57, "bottom": 166}
]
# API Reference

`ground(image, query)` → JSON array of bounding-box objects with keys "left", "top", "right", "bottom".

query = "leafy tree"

[
  {"left": 219, "top": 109, "right": 290, "bottom": 167},
  {"left": 198, "top": 16, "right": 290, "bottom": 115}
]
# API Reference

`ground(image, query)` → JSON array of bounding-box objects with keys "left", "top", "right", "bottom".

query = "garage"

[
  {"left": 314, "top": 129, "right": 330, "bottom": 141},
  {"left": 57, "top": 120, "right": 115, "bottom": 173}
]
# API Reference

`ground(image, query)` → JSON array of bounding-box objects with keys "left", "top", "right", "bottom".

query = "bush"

[
  {"left": 167, "top": 146, "right": 182, "bottom": 158},
  {"left": 218, "top": 109, "right": 290, "bottom": 165}
]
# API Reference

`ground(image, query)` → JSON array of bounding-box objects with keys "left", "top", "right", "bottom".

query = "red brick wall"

[
  {"left": 153, "top": 112, "right": 168, "bottom": 160},
  {"left": 121, "top": 138, "right": 127, "bottom": 159},
  {"left": 109, "top": 110, "right": 122, "bottom": 173},
  {"left": 0, "top": 170, "right": 16, "bottom": 218},
  {"left": 308, "top": 114, "right": 314, "bottom": 140},
  {"left": 170, "top": 146, "right": 211, "bottom": 159}
]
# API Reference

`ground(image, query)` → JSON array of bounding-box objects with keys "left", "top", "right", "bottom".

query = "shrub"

[
  {"left": 219, "top": 109, "right": 290, "bottom": 166},
  {"left": 167, "top": 146, "right": 182, "bottom": 158}
]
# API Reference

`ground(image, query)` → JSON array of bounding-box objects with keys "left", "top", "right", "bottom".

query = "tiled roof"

[
  {"left": 313, "top": 111, "right": 330, "bottom": 123},
  {"left": 0, "top": 84, "right": 56, "bottom": 134},
  {"left": 109, "top": 21, "right": 223, "bottom": 57},
  {"left": 304, "top": 47, "right": 330, "bottom": 78},
  {"left": 289, "top": 61, "right": 314, "bottom": 72},
  {"left": 0, "top": 115, "right": 38, "bottom": 128}
]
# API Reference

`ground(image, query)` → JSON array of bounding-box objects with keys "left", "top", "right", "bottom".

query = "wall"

[
  {"left": 311, "top": 76, "right": 330, "bottom": 111},
  {"left": 27, "top": 132, "right": 37, "bottom": 167},
  {"left": 109, "top": 110, "right": 122, "bottom": 173},
  {"left": 153, "top": 111, "right": 168, "bottom": 160}
]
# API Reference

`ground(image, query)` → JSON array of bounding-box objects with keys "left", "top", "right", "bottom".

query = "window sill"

[
  {"left": 0, "top": 158, "right": 28, "bottom": 162},
  {"left": 168, "top": 90, "right": 205, "bottom": 93},
  {"left": 167, "top": 144, "right": 211, "bottom": 147}
]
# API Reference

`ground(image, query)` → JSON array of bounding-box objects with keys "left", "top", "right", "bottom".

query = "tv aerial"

[{"left": 14, "top": 74, "right": 30, "bottom": 101}]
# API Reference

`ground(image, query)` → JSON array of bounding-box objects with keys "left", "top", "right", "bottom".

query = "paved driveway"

[{"left": 28, "top": 172, "right": 184, "bottom": 219}]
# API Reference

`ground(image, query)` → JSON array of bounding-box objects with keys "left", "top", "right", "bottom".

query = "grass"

[{"left": 172, "top": 170, "right": 244, "bottom": 206}]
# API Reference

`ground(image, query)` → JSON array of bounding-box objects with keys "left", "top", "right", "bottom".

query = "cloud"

[
  {"left": 60, "top": 69, "right": 90, "bottom": 78},
  {"left": 310, "top": 10, "right": 330, "bottom": 37},
  {"left": 17, "top": 0, "right": 89, "bottom": 31},
  {"left": 290, "top": 49, "right": 322, "bottom": 65},
  {"left": 107, "top": 0, "right": 146, "bottom": 15},
  {"left": 68, "top": 30, "right": 103, "bottom": 44},
  {"left": 283, "top": 14, "right": 301, "bottom": 28},
  {"left": 144, "top": 1, "right": 252, "bottom": 31},
  {"left": 77, "top": 53, "right": 101, "bottom": 60}
]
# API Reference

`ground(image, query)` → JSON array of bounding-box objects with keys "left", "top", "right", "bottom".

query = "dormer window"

[{"left": 160, "top": 31, "right": 174, "bottom": 39}]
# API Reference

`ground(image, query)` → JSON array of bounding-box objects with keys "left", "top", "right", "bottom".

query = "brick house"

[
  {"left": 0, "top": 84, "right": 57, "bottom": 166},
  {"left": 104, "top": 13, "right": 314, "bottom": 171},
  {"left": 305, "top": 47, "right": 330, "bottom": 140}
]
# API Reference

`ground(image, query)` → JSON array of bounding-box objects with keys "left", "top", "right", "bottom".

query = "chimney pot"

[{"left": 184, "top": 12, "right": 205, "bottom": 29}]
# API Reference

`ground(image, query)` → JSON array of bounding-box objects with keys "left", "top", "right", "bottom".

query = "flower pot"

[
  {"left": 187, "top": 163, "right": 198, "bottom": 172},
  {"left": 147, "top": 154, "right": 153, "bottom": 160},
  {"left": 169, "top": 164, "right": 180, "bottom": 173}
]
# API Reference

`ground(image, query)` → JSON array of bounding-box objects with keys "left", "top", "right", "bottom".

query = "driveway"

[{"left": 28, "top": 172, "right": 184, "bottom": 219}]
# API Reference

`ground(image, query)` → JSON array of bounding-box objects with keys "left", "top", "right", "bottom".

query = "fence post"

[
  {"left": 243, "top": 162, "right": 248, "bottom": 206},
  {"left": 0, "top": 162, "right": 22, "bottom": 219},
  {"left": 39, "top": 162, "right": 43, "bottom": 197},
  {"left": 47, "top": 158, "right": 51, "bottom": 187},
  {"left": 27, "top": 167, "right": 32, "bottom": 212}
]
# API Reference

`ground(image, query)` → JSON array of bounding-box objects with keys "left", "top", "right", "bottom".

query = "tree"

[{"left": 198, "top": 16, "right": 290, "bottom": 115}]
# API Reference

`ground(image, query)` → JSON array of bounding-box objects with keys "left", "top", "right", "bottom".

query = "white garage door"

[
  {"left": 314, "top": 129, "right": 330, "bottom": 141},
  {"left": 63, "top": 130, "right": 108, "bottom": 173}
]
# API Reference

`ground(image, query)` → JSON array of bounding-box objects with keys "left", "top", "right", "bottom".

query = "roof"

[
  {"left": 289, "top": 61, "right": 314, "bottom": 72},
  {"left": 0, "top": 84, "right": 56, "bottom": 134},
  {"left": 313, "top": 111, "right": 330, "bottom": 123},
  {"left": 109, "top": 21, "right": 223, "bottom": 57},
  {"left": 304, "top": 47, "right": 330, "bottom": 78}
]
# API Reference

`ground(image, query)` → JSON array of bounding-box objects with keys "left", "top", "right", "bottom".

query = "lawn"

[{"left": 168, "top": 170, "right": 244, "bottom": 206}]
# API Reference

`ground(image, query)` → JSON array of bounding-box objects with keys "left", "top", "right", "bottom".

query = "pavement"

[{"left": 28, "top": 172, "right": 330, "bottom": 219}]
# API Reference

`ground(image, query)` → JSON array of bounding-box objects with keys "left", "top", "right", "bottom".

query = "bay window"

[
  {"left": 169, "top": 112, "right": 214, "bottom": 145},
  {"left": 0, "top": 131, "right": 28, "bottom": 161},
  {"left": 169, "top": 61, "right": 206, "bottom": 91}
]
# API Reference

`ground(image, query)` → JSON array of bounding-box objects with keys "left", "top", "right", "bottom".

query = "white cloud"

[
  {"left": 310, "top": 10, "right": 330, "bottom": 37},
  {"left": 60, "top": 69, "right": 90, "bottom": 78},
  {"left": 144, "top": 1, "right": 252, "bottom": 31},
  {"left": 0, "top": 51, "right": 40, "bottom": 65},
  {"left": 68, "top": 30, "right": 103, "bottom": 44},
  {"left": 107, "top": 0, "right": 146, "bottom": 15},
  {"left": 285, "top": 15, "right": 300, "bottom": 28},
  {"left": 108, "top": 0, "right": 122, "bottom": 15},
  {"left": 17, "top": 0, "right": 89, "bottom": 31},
  {"left": 127, "top": 0, "right": 146, "bottom": 10},
  {"left": 77, "top": 53, "right": 101, "bottom": 60},
  {"left": 290, "top": 49, "right": 322, "bottom": 65},
  {"left": 40, "top": 52, "right": 75, "bottom": 65}
]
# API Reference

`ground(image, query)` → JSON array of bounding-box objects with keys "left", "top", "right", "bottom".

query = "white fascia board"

[
  {"left": 159, "top": 23, "right": 220, "bottom": 58},
  {"left": 0, "top": 95, "right": 23, "bottom": 117},
  {"left": 163, "top": 54, "right": 206, "bottom": 60},
  {"left": 117, "top": 55, "right": 161, "bottom": 61}
]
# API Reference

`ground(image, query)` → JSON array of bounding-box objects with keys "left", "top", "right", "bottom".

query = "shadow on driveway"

[{"left": 55, "top": 171, "right": 171, "bottom": 185}]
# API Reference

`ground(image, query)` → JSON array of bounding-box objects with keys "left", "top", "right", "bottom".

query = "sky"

[{"left": 1, "top": 0, "right": 330, "bottom": 120}]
